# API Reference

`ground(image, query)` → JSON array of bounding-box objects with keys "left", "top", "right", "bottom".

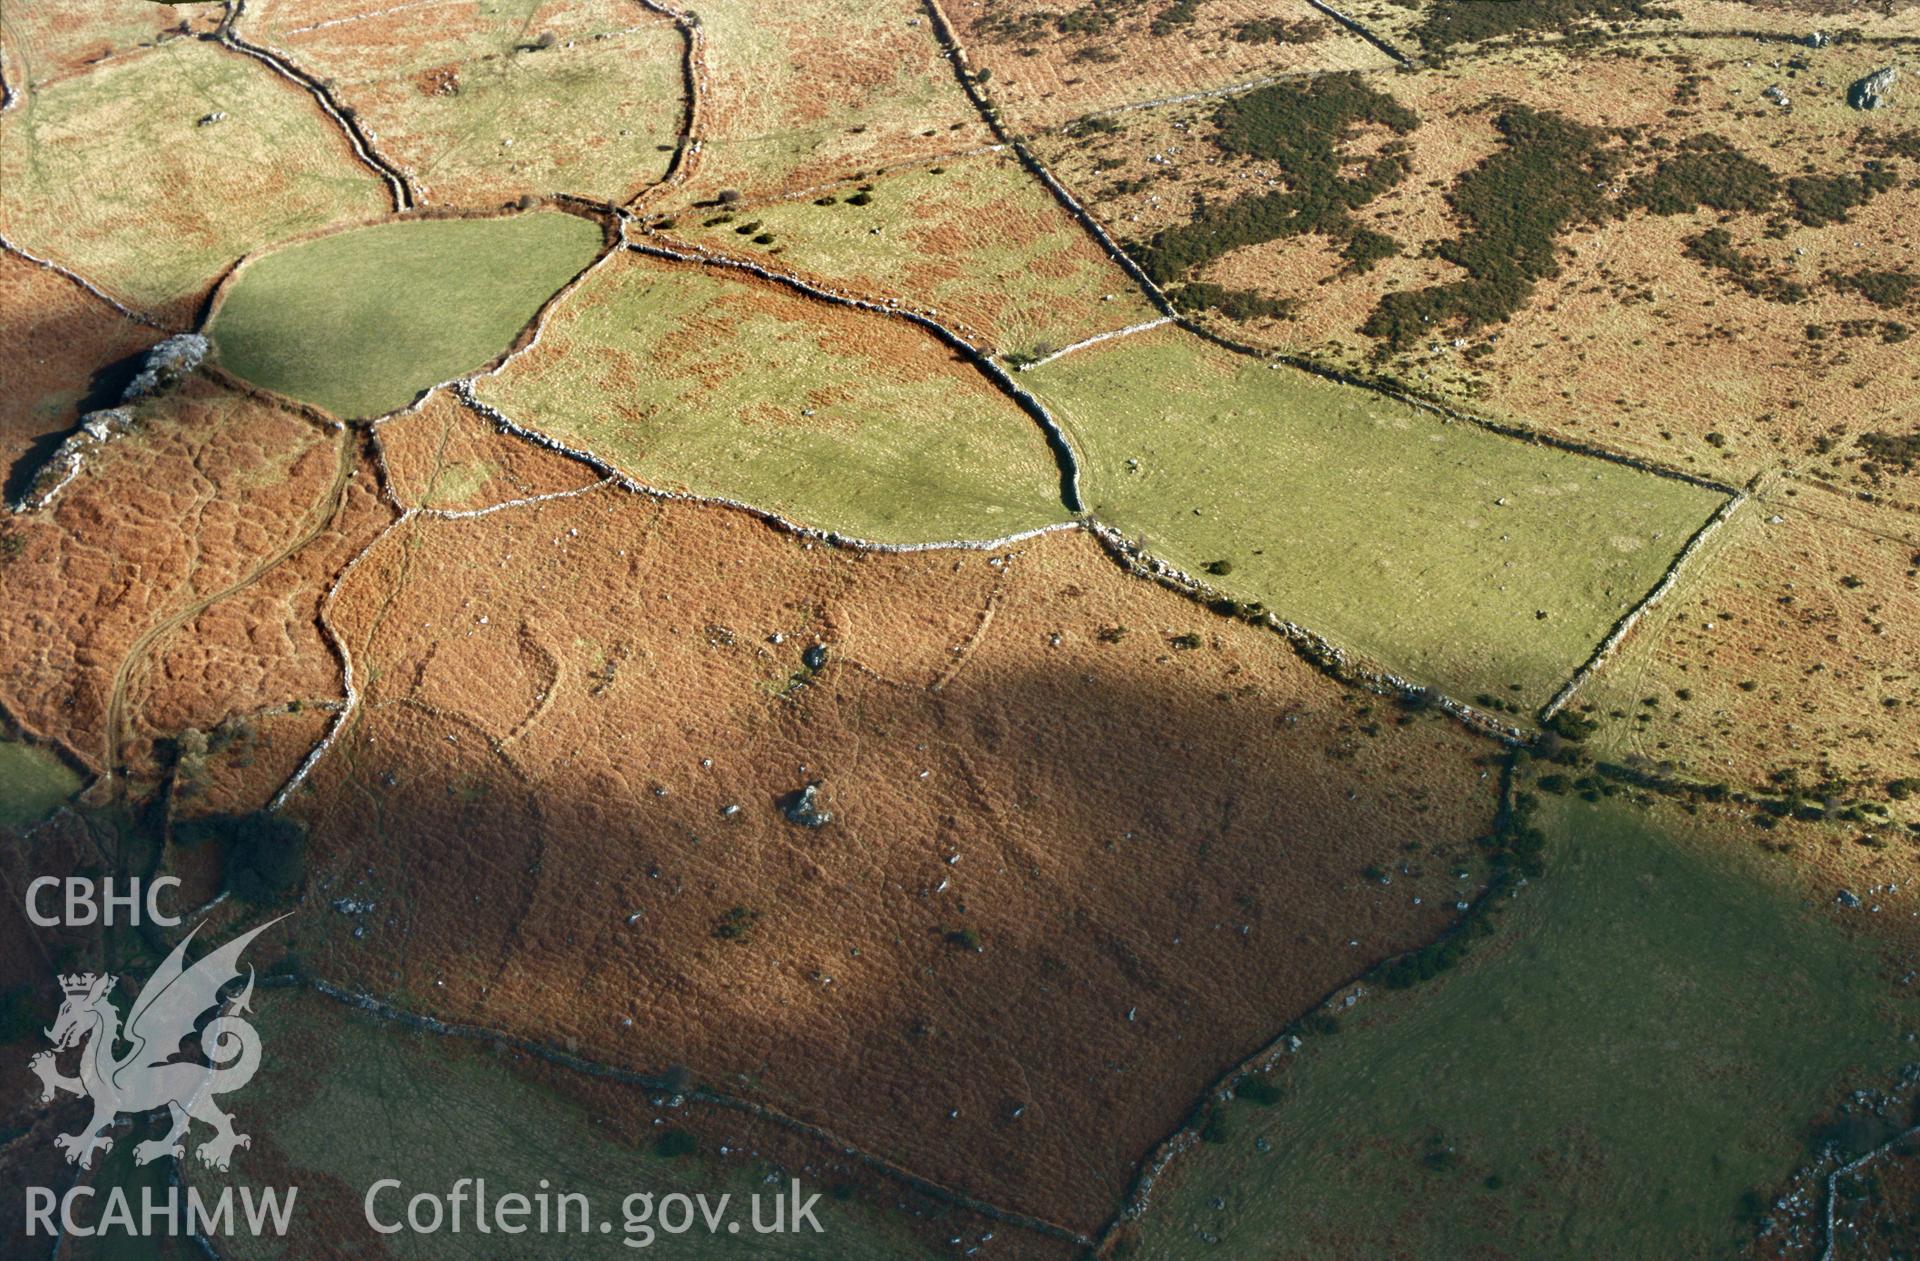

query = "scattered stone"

[
  {"left": 1849, "top": 66, "right": 1900, "bottom": 110},
  {"left": 1807, "top": 31, "right": 1828, "bottom": 48},
  {"left": 802, "top": 643, "right": 828, "bottom": 670},
  {"left": 1837, "top": 889, "right": 1862, "bottom": 909},
  {"left": 196, "top": 111, "right": 227, "bottom": 126},
  {"left": 779, "top": 781, "right": 832, "bottom": 828}
]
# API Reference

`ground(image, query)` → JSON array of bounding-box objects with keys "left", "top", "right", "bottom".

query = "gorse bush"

[
  {"left": 1830, "top": 269, "right": 1918, "bottom": 309},
  {"left": 1857, "top": 430, "right": 1920, "bottom": 467},
  {"left": 1132, "top": 74, "right": 1418, "bottom": 286},
  {"left": 1174, "top": 282, "right": 1295, "bottom": 321},
  {"left": 1341, "top": 227, "right": 1401, "bottom": 274},
  {"left": 1632, "top": 134, "right": 1778, "bottom": 216},
  {"left": 175, "top": 811, "right": 308, "bottom": 904},
  {"left": 1235, "top": 1075, "right": 1284, "bottom": 1105},
  {"left": 1415, "top": 0, "right": 1663, "bottom": 52},
  {"left": 1151, "top": 0, "right": 1200, "bottom": 35},
  {"left": 1365, "top": 107, "right": 1617, "bottom": 348},
  {"left": 1232, "top": 16, "right": 1327, "bottom": 44},
  {"left": 1786, "top": 165, "right": 1899, "bottom": 227},
  {"left": 1376, "top": 787, "right": 1545, "bottom": 990},
  {"left": 1684, "top": 228, "right": 1808, "bottom": 304}
]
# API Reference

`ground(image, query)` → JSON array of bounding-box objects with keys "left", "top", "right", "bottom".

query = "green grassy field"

[
  {"left": 0, "top": 0, "right": 182, "bottom": 84},
  {"left": 194, "top": 993, "right": 946, "bottom": 1259},
  {"left": 1025, "top": 328, "right": 1725, "bottom": 705},
  {"left": 210, "top": 212, "right": 603, "bottom": 418},
  {"left": 683, "top": 153, "right": 1159, "bottom": 356},
  {"left": 256, "top": 0, "right": 680, "bottom": 205},
  {"left": 476, "top": 251, "right": 1072, "bottom": 543},
  {"left": 0, "top": 738, "right": 81, "bottom": 827},
  {"left": 665, "top": 0, "right": 988, "bottom": 206},
  {"left": 1132, "top": 793, "right": 1911, "bottom": 1260},
  {"left": 0, "top": 39, "right": 388, "bottom": 317}
]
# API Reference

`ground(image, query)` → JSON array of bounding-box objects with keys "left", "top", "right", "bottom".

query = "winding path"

[{"left": 100, "top": 423, "right": 359, "bottom": 787}]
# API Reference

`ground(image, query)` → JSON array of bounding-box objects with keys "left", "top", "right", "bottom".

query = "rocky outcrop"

[
  {"left": 11, "top": 409, "right": 135, "bottom": 513},
  {"left": 11, "top": 335, "right": 210, "bottom": 513},
  {"left": 121, "top": 333, "right": 208, "bottom": 402},
  {"left": 1850, "top": 65, "right": 1900, "bottom": 110},
  {"left": 779, "top": 781, "right": 832, "bottom": 828}
]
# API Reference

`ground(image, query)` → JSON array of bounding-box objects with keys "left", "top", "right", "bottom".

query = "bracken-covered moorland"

[{"left": 2, "top": 0, "right": 1917, "bottom": 1257}]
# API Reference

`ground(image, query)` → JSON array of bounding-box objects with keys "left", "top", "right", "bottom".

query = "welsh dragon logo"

[{"left": 28, "top": 916, "right": 286, "bottom": 1172}]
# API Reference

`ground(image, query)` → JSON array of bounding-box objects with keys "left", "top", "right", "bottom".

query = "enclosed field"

[
  {"left": 0, "top": 38, "right": 388, "bottom": 321},
  {"left": 129, "top": 452, "right": 393, "bottom": 809},
  {"left": 189, "top": 992, "right": 969, "bottom": 1259},
  {"left": 377, "top": 388, "right": 604, "bottom": 511},
  {"left": 474, "top": 249, "right": 1073, "bottom": 543},
  {"left": 661, "top": 0, "right": 993, "bottom": 207},
  {"left": 680, "top": 151, "right": 1159, "bottom": 358},
  {"left": 0, "top": 739, "right": 81, "bottom": 828},
  {"left": 245, "top": 0, "right": 683, "bottom": 205},
  {"left": 273, "top": 491, "right": 1502, "bottom": 1230},
  {"left": 0, "top": 0, "right": 210, "bottom": 87},
  {"left": 1128, "top": 793, "right": 1916, "bottom": 1260},
  {"left": 1025, "top": 327, "right": 1726, "bottom": 706},
  {"left": 1576, "top": 487, "right": 1920, "bottom": 818},
  {"left": 210, "top": 211, "right": 606, "bottom": 419}
]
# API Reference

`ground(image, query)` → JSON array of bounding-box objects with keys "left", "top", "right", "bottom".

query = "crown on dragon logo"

[{"left": 29, "top": 916, "right": 287, "bottom": 1173}]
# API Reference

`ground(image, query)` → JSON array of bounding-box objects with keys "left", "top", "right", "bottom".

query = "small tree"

[{"left": 221, "top": 812, "right": 308, "bottom": 904}]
